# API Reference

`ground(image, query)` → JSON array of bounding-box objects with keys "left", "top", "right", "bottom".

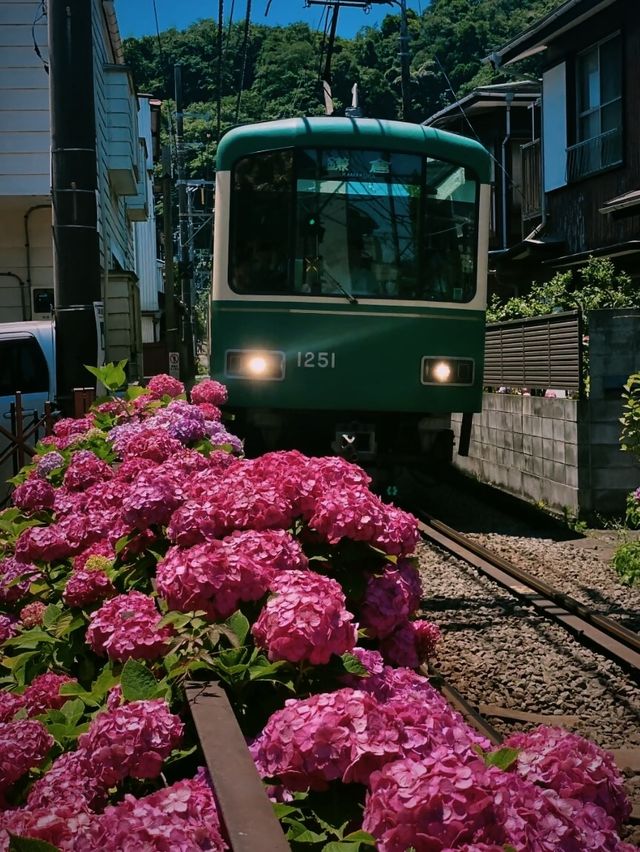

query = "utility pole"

[
  {"left": 398, "top": 0, "right": 411, "bottom": 121},
  {"left": 161, "top": 145, "right": 178, "bottom": 363},
  {"left": 174, "top": 64, "right": 195, "bottom": 381},
  {"left": 49, "top": 0, "right": 101, "bottom": 413}
]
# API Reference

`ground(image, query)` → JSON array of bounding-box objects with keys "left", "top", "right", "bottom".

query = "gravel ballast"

[{"left": 416, "top": 532, "right": 640, "bottom": 844}]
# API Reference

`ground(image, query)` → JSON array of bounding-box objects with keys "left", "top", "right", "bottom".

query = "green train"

[{"left": 210, "top": 117, "right": 491, "bottom": 460}]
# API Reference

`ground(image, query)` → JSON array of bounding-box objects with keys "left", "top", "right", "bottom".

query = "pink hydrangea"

[
  {"left": 114, "top": 455, "right": 159, "bottom": 483},
  {"left": 378, "top": 621, "right": 441, "bottom": 668},
  {"left": 168, "top": 473, "right": 295, "bottom": 545},
  {"left": 343, "top": 663, "right": 490, "bottom": 763},
  {"left": 19, "top": 601, "right": 47, "bottom": 628},
  {"left": 190, "top": 378, "right": 228, "bottom": 406},
  {"left": 23, "top": 672, "right": 77, "bottom": 716},
  {"left": 120, "top": 427, "right": 184, "bottom": 463},
  {"left": 27, "top": 749, "right": 102, "bottom": 811},
  {"left": 503, "top": 726, "right": 631, "bottom": 826},
  {"left": 147, "top": 373, "right": 185, "bottom": 399},
  {"left": 308, "top": 487, "right": 419, "bottom": 556},
  {"left": 156, "top": 535, "right": 279, "bottom": 621},
  {"left": 413, "top": 619, "right": 442, "bottom": 660},
  {"left": 78, "top": 699, "right": 183, "bottom": 787},
  {"left": 360, "top": 560, "right": 421, "bottom": 639},
  {"left": 63, "top": 566, "right": 115, "bottom": 608},
  {"left": 363, "top": 753, "right": 505, "bottom": 851},
  {"left": 0, "top": 691, "right": 25, "bottom": 723},
  {"left": 0, "top": 614, "right": 17, "bottom": 645},
  {"left": 0, "top": 800, "right": 93, "bottom": 849},
  {"left": 305, "top": 456, "right": 372, "bottom": 496},
  {"left": 86, "top": 591, "right": 173, "bottom": 662},
  {"left": 11, "top": 478, "right": 55, "bottom": 513},
  {"left": 250, "top": 688, "right": 404, "bottom": 791},
  {"left": 15, "top": 517, "right": 98, "bottom": 564},
  {"left": 63, "top": 449, "right": 113, "bottom": 491},
  {"left": 252, "top": 571, "right": 357, "bottom": 665},
  {"left": 197, "top": 401, "right": 222, "bottom": 421},
  {"left": 53, "top": 416, "right": 94, "bottom": 439},
  {"left": 0, "top": 719, "right": 53, "bottom": 797},
  {"left": 121, "top": 472, "right": 184, "bottom": 530},
  {"left": 73, "top": 541, "right": 115, "bottom": 571},
  {"left": 0, "top": 557, "right": 43, "bottom": 603},
  {"left": 71, "top": 772, "right": 227, "bottom": 851}
]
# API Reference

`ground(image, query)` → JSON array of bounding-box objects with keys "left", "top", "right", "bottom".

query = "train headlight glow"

[
  {"left": 247, "top": 355, "right": 268, "bottom": 375},
  {"left": 421, "top": 357, "right": 474, "bottom": 386},
  {"left": 432, "top": 361, "right": 452, "bottom": 382},
  {"left": 225, "top": 349, "right": 285, "bottom": 381}
]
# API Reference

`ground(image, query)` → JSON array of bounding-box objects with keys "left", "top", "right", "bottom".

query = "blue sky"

[{"left": 115, "top": 1, "right": 427, "bottom": 41}]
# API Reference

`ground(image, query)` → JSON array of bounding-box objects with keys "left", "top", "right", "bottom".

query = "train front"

[{"left": 211, "top": 117, "right": 491, "bottom": 460}]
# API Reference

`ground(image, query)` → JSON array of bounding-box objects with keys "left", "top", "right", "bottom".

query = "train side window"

[{"left": 0, "top": 337, "right": 49, "bottom": 396}]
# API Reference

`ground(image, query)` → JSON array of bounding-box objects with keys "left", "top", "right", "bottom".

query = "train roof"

[{"left": 216, "top": 116, "right": 492, "bottom": 183}]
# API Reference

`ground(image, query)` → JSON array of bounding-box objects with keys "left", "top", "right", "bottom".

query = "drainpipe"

[
  {"left": 24, "top": 204, "right": 52, "bottom": 320},
  {"left": 501, "top": 92, "right": 513, "bottom": 251},
  {"left": 0, "top": 272, "right": 29, "bottom": 321}
]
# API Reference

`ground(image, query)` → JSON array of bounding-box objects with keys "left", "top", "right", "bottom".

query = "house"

[
  {"left": 0, "top": 0, "right": 157, "bottom": 382},
  {"left": 423, "top": 82, "right": 543, "bottom": 297},
  {"left": 487, "top": 0, "right": 640, "bottom": 284}
]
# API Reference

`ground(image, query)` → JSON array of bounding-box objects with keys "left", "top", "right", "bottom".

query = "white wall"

[{"left": 0, "top": 0, "right": 50, "bottom": 197}]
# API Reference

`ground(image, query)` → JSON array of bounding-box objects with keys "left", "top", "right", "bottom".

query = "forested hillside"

[{"left": 123, "top": 0, "right": 560, "bottom": 175}]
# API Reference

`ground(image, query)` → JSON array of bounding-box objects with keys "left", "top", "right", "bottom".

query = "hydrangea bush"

[{"left": 0, "top": 369, "right": 633, "bottom": 851}]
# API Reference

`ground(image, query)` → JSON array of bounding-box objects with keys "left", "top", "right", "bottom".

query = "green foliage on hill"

[{"left": 122, "top": 0, "right": 559, "bottom": 176}]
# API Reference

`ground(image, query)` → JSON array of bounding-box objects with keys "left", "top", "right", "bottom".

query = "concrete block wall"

[
  {"left": 452, "top": 394, "right": 580, "bottom": 513},
  {"left": 452, "top": 310, "right": 640, "bottom": 518}
]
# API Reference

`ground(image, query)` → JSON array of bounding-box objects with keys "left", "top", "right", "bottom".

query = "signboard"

[{"left": 168, "top": 351, "right": 180, "bottom": 379}]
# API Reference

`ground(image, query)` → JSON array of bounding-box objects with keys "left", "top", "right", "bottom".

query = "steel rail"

[{"left": 418, "top": 516, "right": 640, "bottom": 674}]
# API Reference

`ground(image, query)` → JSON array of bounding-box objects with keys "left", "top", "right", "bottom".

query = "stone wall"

[{"left": 452, "top": 394, "right": 580, "bottom": 513}]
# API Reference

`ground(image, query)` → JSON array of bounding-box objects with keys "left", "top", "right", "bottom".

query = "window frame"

[
  {"left": 228, "top": 145, "right": 481, "bottom": 304},
  {"left": 569, "top": 31, "right": 623, "bottom": 181}
]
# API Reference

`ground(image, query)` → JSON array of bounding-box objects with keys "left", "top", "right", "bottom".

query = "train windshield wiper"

[{"left": 323, "top": 270, "right": 359, "bottom": 305}]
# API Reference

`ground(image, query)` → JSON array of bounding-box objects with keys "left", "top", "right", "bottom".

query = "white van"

[{"left": 0, "top": 321, "right": 56, "bottom": 495}]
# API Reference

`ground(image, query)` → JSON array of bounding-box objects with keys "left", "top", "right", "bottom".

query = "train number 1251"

[{"left": 296, "top": 351, "right": 336, "bottom": 368}]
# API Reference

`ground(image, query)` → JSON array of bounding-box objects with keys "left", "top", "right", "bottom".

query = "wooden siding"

[
  {"left": 543, "top": 0, "right": 640, "bottom": 255},
  {"left": 0, "top": 0, "right": 50, "bottom": 197}
]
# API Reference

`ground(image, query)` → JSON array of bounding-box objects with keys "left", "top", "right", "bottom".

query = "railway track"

[
  {"left": 417, "top": 513, "right": 640, "bottom": 825},
  {"left": 418, "top": 514, "right": 640, "bottom": 675}
]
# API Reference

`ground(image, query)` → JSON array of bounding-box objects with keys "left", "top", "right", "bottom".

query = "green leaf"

[
  {"left": 120, "top": 659, "right": 159, "bottom": 701},
  {"left": 225, "top": 610, "right": 250, "bottom": 645},
  {"left": 343, "top": 831, "right": 376, "bottom": 845},
  {"left": 42, "top": 605, "right": 62, "bottom": 630},
  {"left": 340, "top": 653, "right": 369, "bottom": 677},
  {"left": 9, "top": 835, "right": 60, "bottom": 851},
  {"left": 125, "top": 385, "right": 149, "bottom": 400},
  {"left": 60, "top": 698, "right": 85, "bottom": 727},
  {"left": 484, "top": 747, "right": 520, "bottom": 771}
]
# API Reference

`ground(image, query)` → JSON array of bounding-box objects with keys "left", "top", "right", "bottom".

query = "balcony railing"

[
  {"left": 521, "top": 138, "right": 541, "bottom": 222},
  {"left": 567, "top": 128, "right": 622, "bottom": 182}
]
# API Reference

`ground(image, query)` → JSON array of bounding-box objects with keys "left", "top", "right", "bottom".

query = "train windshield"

[{"left": 230, "top": 147, "right": 478, "bottom": 302}]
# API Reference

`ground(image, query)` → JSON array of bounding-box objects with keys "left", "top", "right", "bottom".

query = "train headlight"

[
  {"left": 421, "top": 357, "right": 474, "bottom": 386},
  {"left": 225, "top": 349, "right": 285, "bottom": 381},
  {"left": 432, "top": 361, "right": 452, "bottom": 382}
]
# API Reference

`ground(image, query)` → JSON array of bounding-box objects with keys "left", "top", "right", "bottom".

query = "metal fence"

[{"left": 484, "top": 310, "right": 583, "bottom": 394}]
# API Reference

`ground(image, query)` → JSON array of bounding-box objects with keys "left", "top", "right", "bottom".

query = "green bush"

[{"left": 612, "top": 540, "right": 640, "bottom": 587}]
